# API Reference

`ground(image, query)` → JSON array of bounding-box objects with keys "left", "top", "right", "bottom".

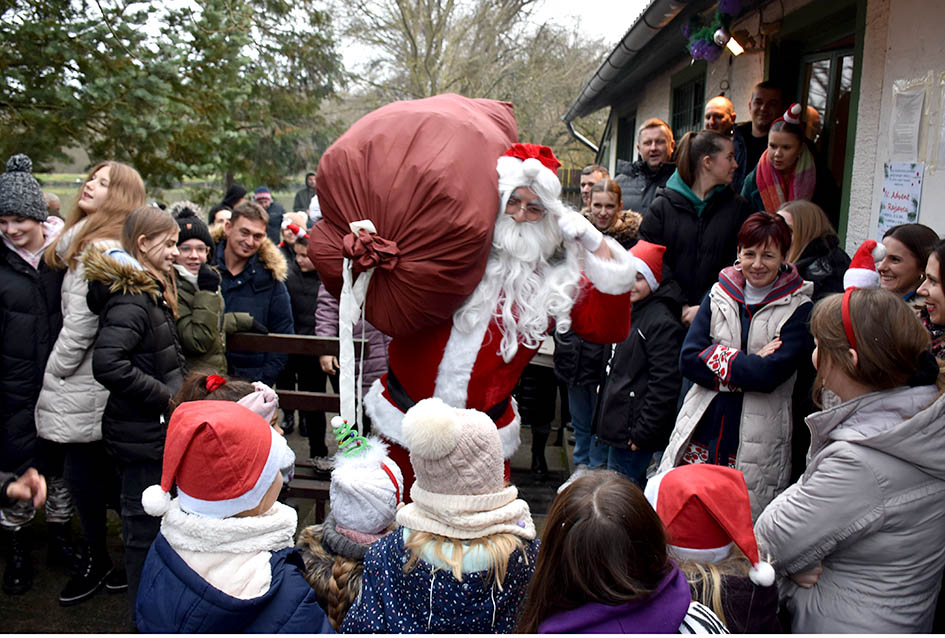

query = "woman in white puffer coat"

[{"left": 35, "top": 161, "right": 146, "bottom": 605}]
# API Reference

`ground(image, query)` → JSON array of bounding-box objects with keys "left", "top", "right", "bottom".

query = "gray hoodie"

[{"left": 755, "top": 385, "right": 945, "bottom": 633}]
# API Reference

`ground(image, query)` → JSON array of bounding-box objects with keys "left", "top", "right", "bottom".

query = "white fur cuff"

[{"left": 583, "top": 236, "right": 636, "bottom": 295}]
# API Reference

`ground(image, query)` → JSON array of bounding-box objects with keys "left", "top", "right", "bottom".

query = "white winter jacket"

[
  {"left": 35, "top": 221, "right": 118, "bottom": 443},
  {"left": 755, "top": 385, "right": 945, "bottom": 633}
]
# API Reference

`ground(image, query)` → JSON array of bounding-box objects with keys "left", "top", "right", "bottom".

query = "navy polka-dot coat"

[{"left": 341, "top": 529, "right": 539, "bottom": 633}]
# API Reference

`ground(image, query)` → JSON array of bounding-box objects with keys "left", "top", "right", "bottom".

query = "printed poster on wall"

[{"left": 877, "top": 161, "right": 924, "bottom": 240}]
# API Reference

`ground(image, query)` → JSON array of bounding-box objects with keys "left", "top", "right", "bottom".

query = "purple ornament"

[
  {"left": 705, "top": 43, "right": 723, "bottom": 61},
  {"left": 718, "top": 0, "right": 740, "bottom": 16},
  {"left": 682, "top": 23, "right": 692, "bottom": 39}
]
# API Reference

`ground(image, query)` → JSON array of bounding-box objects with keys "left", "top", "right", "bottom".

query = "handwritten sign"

[{"left": 878, "top": 161, "right": 924, "bottom": 240}]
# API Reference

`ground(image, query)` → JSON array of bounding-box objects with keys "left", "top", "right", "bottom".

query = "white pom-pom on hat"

[
  {"left": 783, "top": 102, "right": 803, "bottom": 125},
  {"left": 521, "top": 157, "right": 543, "bottom": 180},
  {"left": 749, "top": 561, "right": 776, "bottom": 587},
  {"left": 142, "top": 484, "right": 171, "bottom": 516},
  {"left": 872, "top": 242, "right": 886, "bottom": 261},
  {"left": 401, "top": 397, "right": 461, "bottom": 459}
]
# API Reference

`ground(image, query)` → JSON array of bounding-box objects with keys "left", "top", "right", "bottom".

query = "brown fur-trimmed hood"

[
  {"left": 211, "top": 224, "right": 288, "bottom": 282},
  {"left": 583, "top": 208, "right": 643, "bottom": 246},
  {"left": 82, "top": 247, "right": 161, "bottom": 299}
]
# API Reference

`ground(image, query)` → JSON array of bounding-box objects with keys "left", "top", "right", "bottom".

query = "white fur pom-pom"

[
  {"left": 521, "top": 157, "right": 542, "bottom": 180},
  {"left": 142, "top": 485, "right": 171, "bottom": 517},
  {"left": 401, "top": 397, "right": 460, "bottom": 459},
  {"left": 872, "top": 242, "right": 886, "bottom": 262},
  {"left": 749, "top": 561, "right": 776, "bottom": 587},
  {"left": 331, "top": 415, "right": 346, "bottom": 429}
]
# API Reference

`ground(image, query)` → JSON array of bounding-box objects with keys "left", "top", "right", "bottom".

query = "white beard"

[{"left": 453, "top": 213, "right": 581, "bottom": 362}]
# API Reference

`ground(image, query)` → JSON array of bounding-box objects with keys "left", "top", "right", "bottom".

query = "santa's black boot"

[{"left": 530, "top": 425, "right": 550, "bottom": 479}]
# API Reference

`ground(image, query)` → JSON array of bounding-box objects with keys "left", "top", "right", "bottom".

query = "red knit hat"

[
  {"left": 629, "top": 240, "right": 666, "bottom": 292},
  {"left": 141, "top": 401, "right": 291, "bottom": 519},
  {"left": 644, "top": 464, "right": 775, "bottom": 586},
  {"left": 843, "top": 239, "right": 886, "bottom": 290}
]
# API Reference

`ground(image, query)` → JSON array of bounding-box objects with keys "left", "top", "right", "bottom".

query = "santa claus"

[{"left": 364, "top": 143, "right": 637, "bottom": 492}]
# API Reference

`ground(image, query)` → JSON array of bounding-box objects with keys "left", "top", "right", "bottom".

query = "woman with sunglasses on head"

[{"left": 755, "top": 282, "right": 945, "bottom": 633}]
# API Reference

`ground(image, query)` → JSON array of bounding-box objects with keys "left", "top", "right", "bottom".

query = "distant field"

[{"left": 36, "top": 174, "right": 297, "bottom": 218}]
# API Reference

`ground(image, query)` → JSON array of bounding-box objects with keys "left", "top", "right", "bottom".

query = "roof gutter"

[
  {"left": 562, "top": 0, "right": 692, "bottom": 124},
  {"left": 565, "top": 120, "right": 598, "bottom": 153}
]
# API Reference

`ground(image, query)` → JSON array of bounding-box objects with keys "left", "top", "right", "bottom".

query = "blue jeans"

[
  {"left": 568, "top": 384, "right": 606, "bottom": 468},
  {"left": 607, "top": 445, "right": 653, "bottom": 487}
]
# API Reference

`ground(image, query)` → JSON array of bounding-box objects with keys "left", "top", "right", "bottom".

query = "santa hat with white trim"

[
  {"left": 141, "top": 401, "right": 292, "bottom": 519},
  {"left": 496, "top": 143, "right": 563, "bottom": 214},
  {"left": 629, "top": 240, "right": 666, "bottom": 293},
  {"left": 644, "top": 464, "right": 775, "bottom": 587},
  {"left": 843, "top": 239, "right": 886, "bottom": 290}
]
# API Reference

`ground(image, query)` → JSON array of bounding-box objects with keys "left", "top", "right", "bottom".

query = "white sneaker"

[{"left": 557, "top": 465, "right": 590, "bottom": 494}]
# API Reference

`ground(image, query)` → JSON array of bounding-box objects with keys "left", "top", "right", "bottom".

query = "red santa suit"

[{"left": 365, "top": 235, "right": 636, "bottom": 492}]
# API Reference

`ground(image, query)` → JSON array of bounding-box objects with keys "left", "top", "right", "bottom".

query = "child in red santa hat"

[
  {"left": 593, "top": 240, "right": 686, "bottom": 488},
  {"left": 135, "top": 401, "right": 333, "bottom": 633},
  {"left": 645, "top": 463, "right": 780, "bottom": 633}
]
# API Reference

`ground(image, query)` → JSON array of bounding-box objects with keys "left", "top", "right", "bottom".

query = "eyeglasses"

[
  {"left": 179, "top": 245, "right": 209, "bottom": 255},
  {"left": 506, "top": 195, "right": 546, "bottom": 220}
]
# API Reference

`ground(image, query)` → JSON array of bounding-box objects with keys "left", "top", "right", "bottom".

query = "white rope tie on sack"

[{"left": 338, "top": 219, "right": 377, "bottom": 434}]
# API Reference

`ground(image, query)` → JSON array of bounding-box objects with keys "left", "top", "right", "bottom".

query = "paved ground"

[{"left": 0, "top": 410, "right": 575, "bottom": 632}]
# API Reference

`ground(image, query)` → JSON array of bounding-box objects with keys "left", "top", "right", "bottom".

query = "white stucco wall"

[{"left": 849, "top": 0, "right": 945, "bottom": 252}]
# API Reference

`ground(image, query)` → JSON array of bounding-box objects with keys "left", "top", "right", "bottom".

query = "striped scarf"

[{"left": 755, "top": 144, "right": 816, "bottom": 213}]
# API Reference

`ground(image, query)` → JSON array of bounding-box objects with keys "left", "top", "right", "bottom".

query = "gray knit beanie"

[{"left": 0, "top": 155, "right": 48, "bottom": 221}]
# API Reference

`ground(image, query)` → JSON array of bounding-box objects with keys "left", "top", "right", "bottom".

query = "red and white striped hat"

[{"left": 141, "top": 401, "right": 291, "bottom": 519}]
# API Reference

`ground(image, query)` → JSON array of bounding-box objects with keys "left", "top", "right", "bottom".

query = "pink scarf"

[{"left": 755, "top": 144, "right": 816, "bottom": 213}]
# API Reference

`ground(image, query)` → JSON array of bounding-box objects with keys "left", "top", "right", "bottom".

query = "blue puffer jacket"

[
  {"left": 136, "top": 533, "right": 334, "bottom": 634},
  {"left": 213, "top": 231, "right": 294, "bottom": 385},
  {"left": 341, "top": 529, "right": 539, "bottom": 634}
]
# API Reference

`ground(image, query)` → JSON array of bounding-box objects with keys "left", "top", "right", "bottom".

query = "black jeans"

[
  {"left": 116, "top": 459, "right": 162, "bottom": 625},
  {"left": 63, "top": 441, "right": 119, "bottom": 562}
]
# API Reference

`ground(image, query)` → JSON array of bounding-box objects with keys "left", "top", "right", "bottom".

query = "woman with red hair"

[{"left": 658, "top": 212, "right": 814, "bottom": 518}]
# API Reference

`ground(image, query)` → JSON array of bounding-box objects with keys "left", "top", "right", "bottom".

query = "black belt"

[{"left": 385, "top": 367, "right": 510, "bottom": 422}]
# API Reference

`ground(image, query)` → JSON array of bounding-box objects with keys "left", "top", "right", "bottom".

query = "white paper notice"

[
  {"left": 938, "top": 83, "right": 945, "bottom": 166},
  {"left": 892, "top": 87, "right": 925, "bottom": 160},
  {"left": 877, "top": 161, "right": 924, "bottom": 240}
]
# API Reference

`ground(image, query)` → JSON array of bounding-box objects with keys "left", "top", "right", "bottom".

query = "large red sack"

[{"left": 309, "top": 93, "right": 518, "bottom": 337}]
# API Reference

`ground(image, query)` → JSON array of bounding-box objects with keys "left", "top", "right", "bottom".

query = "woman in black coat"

[
  {"left": 640, "top": 130, "right": 753, "bottom": 326},
  {"left": 778, "top": 200, "right": 850, "bottom": 302},
  {"left": 0, "top": 154, "right": 75, "bottom": 594},
  {"left": 85, "top": 206, "right": 183, "bottom": 623}
]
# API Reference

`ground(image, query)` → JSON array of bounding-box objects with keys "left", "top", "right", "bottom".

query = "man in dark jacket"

[
  {"left": 293, "top": 172, "right": 317, "bottom": 212},
  {"left": 734, "top": 81, "right": 784, "bottom": 175},
  {"left": 704, "top": 96, "right": 748, "bottom": 193},
  {"left": 614, "top": 118, "right": 676, "bottom": 214},
  {"left": 253, "top": 187, "right": 286, "bottom": 244},
  {"left": 216, "top": 202, "right": 294, "bottom": 386}
]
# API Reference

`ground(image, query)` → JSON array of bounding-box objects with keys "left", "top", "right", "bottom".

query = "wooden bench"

[{"left": 228, "top": 332, "right": 369, "bottom": 522}]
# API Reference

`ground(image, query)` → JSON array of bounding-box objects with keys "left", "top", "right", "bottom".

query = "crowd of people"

[{"left": 0, "top": 81, "right": 943, "bottom": 635}]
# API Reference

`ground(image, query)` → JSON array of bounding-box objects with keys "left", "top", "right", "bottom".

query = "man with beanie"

[
  {"left": 253, "top": 186, "right": 285, "bottom": 244},
  {"left": 135, "top": 401, "right": 333, "bottom": 633},
  {"left": 362, "top": 143, "right": 637, "bottom": 496},
  {"left": 0, "top": 154, "right": 78, "bottom": 594},
  {"left": 593, "top": 240, "right": 686, "bottom": 487},
  {"left": 343, "top": 398, "right": 539, "bottom": 633},
  {"left": 294, "top": 171, "right": 317, "bottom": 212}
]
